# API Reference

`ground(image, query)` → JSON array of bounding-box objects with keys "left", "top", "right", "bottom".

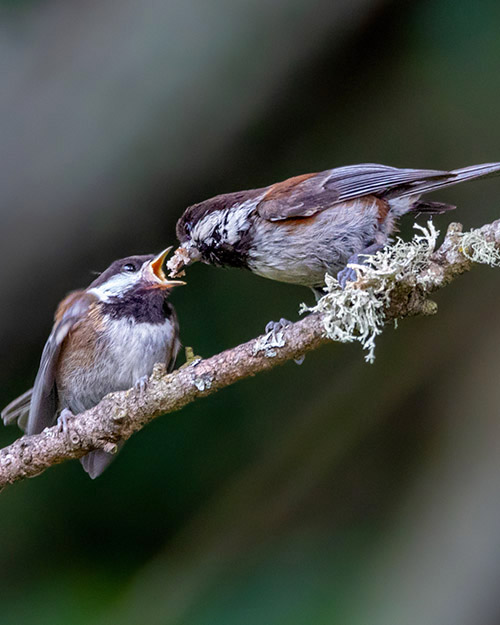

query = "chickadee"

[
  {"left": 168, "top": 162, "right": 500, "bottom": 291},
  {"left": 2, "top": 248, "right": 184, "bottom": 479}
]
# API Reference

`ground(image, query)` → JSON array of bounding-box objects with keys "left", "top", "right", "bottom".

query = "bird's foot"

[
  {"left": 134, "top": 375, "right": 149, "bottom": 394},
  {"left": 264, "top": 318, "right": 304, "bottom": 365},
  {"left": 264, "top": 317, "right": 292, "bottom": 336},
  {"left": 337, "top": 244, "right": 385, "bottom": 289},
  {"left": 337, "top": 264, "right": 360, "bottom": 289},
  {"left": 56, "top": 408, "right": 75, "bottom": 436}
]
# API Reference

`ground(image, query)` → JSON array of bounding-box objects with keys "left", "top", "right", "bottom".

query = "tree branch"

[{"left": 1, "top": 219, "right": 499, "bottom": 489}]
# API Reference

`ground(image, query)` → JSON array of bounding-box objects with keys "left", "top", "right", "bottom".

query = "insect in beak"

[{"left": 166, "top": 244, "right": 202, "bottom": 278}]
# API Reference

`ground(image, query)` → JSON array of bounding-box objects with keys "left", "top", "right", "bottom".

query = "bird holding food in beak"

[{"left": 168, "top": 161, "right": 500, "bottom": 296}]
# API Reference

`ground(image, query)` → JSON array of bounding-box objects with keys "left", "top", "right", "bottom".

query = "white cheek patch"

[
  {"left": 192, "top": 197, "right": 261, "bottom": 248},
  {"left": 223, "top": 201, "right": 256, "bottom": 244},
  {"left": 191, "top": 211, "right": 222, "bottom": 246},
  {"left": 89, "top": 271, "right": 143, "bottom": 302}
]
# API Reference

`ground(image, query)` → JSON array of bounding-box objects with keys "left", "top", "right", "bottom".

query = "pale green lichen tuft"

[
  {"left": 459, "top": 229, "right": 500, "bottom": 267},
  {"left": 301, "top": 221, "right": 440, "bottom": 363}
]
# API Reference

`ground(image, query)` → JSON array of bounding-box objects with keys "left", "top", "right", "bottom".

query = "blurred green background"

[{"left": 1, "top": 1, "right": 500, "bottom": 624}]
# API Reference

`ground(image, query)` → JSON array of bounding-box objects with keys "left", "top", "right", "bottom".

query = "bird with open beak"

[
  {"left": 2, "top": 248, "right": 184, "bottom": 478},
  {"left": 167, "top": 161, "right": 500, "bottom": 295}
]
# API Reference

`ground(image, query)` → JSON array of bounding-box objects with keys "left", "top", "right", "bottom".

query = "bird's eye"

[{"left": 122, "top": 263, "right": 138, "bottom": 273}]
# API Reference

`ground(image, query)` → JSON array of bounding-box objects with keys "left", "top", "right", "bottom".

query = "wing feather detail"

[
  {"left": 25, "top": 291, "right": 96, "bottom": 435},
  {"left": 257, "top": 164, "right": 448, "bottom": 221}
]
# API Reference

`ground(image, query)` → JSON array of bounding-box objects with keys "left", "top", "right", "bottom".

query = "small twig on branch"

[{"left": 0, "top": 219, "right": 499, "bottom": 489}]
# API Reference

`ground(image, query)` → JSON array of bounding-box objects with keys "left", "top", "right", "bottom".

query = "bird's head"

[
  {"left": 168, "top": 198, "right": 255, "bottom": 277},
  {"left": 89, "top": 247, "right": 185, "bottom": 302}
]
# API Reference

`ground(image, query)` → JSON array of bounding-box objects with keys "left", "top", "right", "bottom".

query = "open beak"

[{"left": 148, "top": 247, "right": 186, "bottom": 288}]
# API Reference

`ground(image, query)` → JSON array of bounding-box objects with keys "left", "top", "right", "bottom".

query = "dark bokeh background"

[{"left": 2, "top": 1, "right": 500, "bottom": 624}]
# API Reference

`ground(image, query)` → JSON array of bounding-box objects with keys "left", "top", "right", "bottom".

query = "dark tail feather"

[
  {"left": 80, "top": 449, "right": 117, "bottom": 479},
  {"left": 2, "top": 388, "right": 33, "bottom": 430},
  {"left": 400, "top": 162, "right": 500, "bottom": 198},
  {"left": 412, "top": 200, "right": 456, "bottom": 215}
]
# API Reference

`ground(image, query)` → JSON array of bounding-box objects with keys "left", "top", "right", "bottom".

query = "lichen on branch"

[
  {"left": 0, "top": 218, "right": 499, "bottom": 489},
  {"left": 302, "top": 221, "right": 441, "bottom": 362},
  {"left": 460, "top": 228, "right": 500, "bottom": 266}
]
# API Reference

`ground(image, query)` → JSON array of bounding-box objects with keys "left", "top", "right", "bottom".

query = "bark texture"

[{"left": 0, "top": 220, "right": 499, "bottom": 489}]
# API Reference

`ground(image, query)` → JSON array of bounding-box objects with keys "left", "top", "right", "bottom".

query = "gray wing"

[
  {"left": 26, "top": 293, "right": 93, "bottom": 436},
  {"left": 257, "top": 164, "right": 449, "bottom": 221},
  {"left": 323, "top": 164, "right": 451, "bottom": 201}
]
